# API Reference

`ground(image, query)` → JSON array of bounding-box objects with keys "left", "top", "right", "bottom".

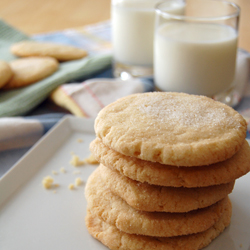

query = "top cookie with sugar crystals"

[{"left": 95, "top": 92, "right": 247, "bottom": 166}]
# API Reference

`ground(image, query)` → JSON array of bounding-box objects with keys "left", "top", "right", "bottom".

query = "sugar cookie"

[
  {"left": 90, "top": 138, "right": 250, "bottom": 187},
  {"left": 86, "top": 198, "right": 232, "bottom": 250},
  {"left": 11, "top": 41, "right": 88, "bottom": 61},
  {"left": 85, "top": 167, "right": 228, "bottom": 237},
  {"left": 95, "top": 92, "right": 247, "bottom": 166},
  {"left": 0, "top": 60, "right": 13, "bottom": 88},
  {"left": 100, "top": 164, "right": 234, "bottom": 213},
  {"left": 3, "top": 56, "right": 58, "bottom": 89}
]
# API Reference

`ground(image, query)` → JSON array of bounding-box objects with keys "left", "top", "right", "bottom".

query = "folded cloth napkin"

[
  {"left": 0, "top": 20, "right": 112, "bottom": 117},
  {"left": 51, "top": 77, "right": 154, "bottom": 118}
]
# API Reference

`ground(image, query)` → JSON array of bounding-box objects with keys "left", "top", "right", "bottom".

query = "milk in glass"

[
  {"left": 112, "top": 0, "right": 185, "bottom": 77},
  {"left": 154, "top": 22, "right": 238, "bottom": 96}
]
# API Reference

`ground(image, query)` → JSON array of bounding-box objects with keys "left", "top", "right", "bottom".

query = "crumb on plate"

[
  {"left": 75, "top": 177, "right": 83, "bottom": 186},
  {"left": 68, "top": 184, "right": 75, "bottom": 190},
  {"left": 84, "top": 154, "right": 99, "bottom": 164},
  {"left": 70, "top": 154, "right": 85, "bottom": 166},
  {"left": 42, "top": 176, "right": 54, "bottom": 189}
]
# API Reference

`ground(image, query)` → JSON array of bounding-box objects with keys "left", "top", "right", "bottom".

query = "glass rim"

[{"left": 155, "top": 0, "right": 240, "bottom": 21}]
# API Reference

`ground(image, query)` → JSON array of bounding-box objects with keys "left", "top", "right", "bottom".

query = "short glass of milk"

[
  {"left": 111, "top": 0, "right": 185, "bottom": 79},
  {"left": 154, "top": 0, "right": 240, "bottom": 98}
]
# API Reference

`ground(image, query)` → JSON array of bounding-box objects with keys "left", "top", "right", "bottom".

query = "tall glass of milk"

[
  {"left": 111, "top": 0, "right": 185, "bottom": 79},
  {"left": 154, "top": 0, "right": 240, "bottom": 99}
]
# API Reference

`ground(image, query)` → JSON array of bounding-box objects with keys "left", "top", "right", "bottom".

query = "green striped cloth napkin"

[{"left": 0, "top": 20, "right": 112, "bottom": 117}]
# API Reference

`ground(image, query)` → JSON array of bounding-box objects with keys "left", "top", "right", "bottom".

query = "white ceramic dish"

[{"left": 0, "top": 116, "right": 249, "bottom": 250}]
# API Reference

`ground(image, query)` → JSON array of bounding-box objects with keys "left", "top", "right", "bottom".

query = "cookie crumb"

[
  {"left": 84, "top": 154, "right": 99, "bottom": 164},
  {"left": 68, "top": 184, "right": 75, "bottom": 190},
  {"left": 60, "top": 167, "right": 66, "bottom": 173},
  {"left": 52, "top": 170, "right": 58, "bottom": 175},
  {"left": 77, "top": 138, "right": 83, "bottom": 143},
  {"left": 70, "top": 154, "right": 85, "bottom": 166},
  {"left": 240, "top": 243, "right": 243, "bottom": 248},
  {"left": 75, "top": 177, "right": 83, "bottom": 186},
  {"left": 42, "top": 176, "right": 54, "bottom": 189}
]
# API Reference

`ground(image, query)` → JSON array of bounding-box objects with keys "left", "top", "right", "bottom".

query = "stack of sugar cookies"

[{"left": 85, "top": 92, "right": 250, "bottom": 250}]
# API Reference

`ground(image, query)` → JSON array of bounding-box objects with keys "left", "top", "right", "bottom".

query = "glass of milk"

[
  {"left": 154, "top": 0, "right": 240, "bottom": 99},
  {"left": 111, "top": 0, "right": 186, "bottom": 79}
]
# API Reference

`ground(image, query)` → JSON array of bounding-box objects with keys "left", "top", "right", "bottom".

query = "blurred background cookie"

[
  {"left": 0, "top": 60, "right": 13, "bottom": 89},
  {"left": 11, "top": 40, "right": 88, "bottom": 61},
  {"left": 3, "top": 56, "right": 59, "bottom": 89}
]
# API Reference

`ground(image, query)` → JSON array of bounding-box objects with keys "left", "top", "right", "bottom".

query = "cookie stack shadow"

[{"left": 85, "top": 92, "right": 250, "bottom": 250}]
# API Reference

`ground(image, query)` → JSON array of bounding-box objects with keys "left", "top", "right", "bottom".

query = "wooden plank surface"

[
  {"left": 0, "top": 0, "right": 249, "bottom": 52},
  {"left": 0, "top": 0, "right": 111, "bottom": 34}
]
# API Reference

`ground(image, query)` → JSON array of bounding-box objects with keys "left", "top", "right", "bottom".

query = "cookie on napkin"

[
  {"left": 3, "top": 56, "right": 58, "bottom": 89},
  {"left": 0, "top": 60, "right": 13, "bottom": 88},
  {"left": 11, "top": 41, "right": 88, "bottom": 61}
]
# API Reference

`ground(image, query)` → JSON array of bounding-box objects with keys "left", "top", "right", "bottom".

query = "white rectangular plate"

[
  {"left": 0, "top": 116, "right": 250, "bottom": 250},
  {"left": 0, "top": 116, "right": 107, "bottom": 250}
]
